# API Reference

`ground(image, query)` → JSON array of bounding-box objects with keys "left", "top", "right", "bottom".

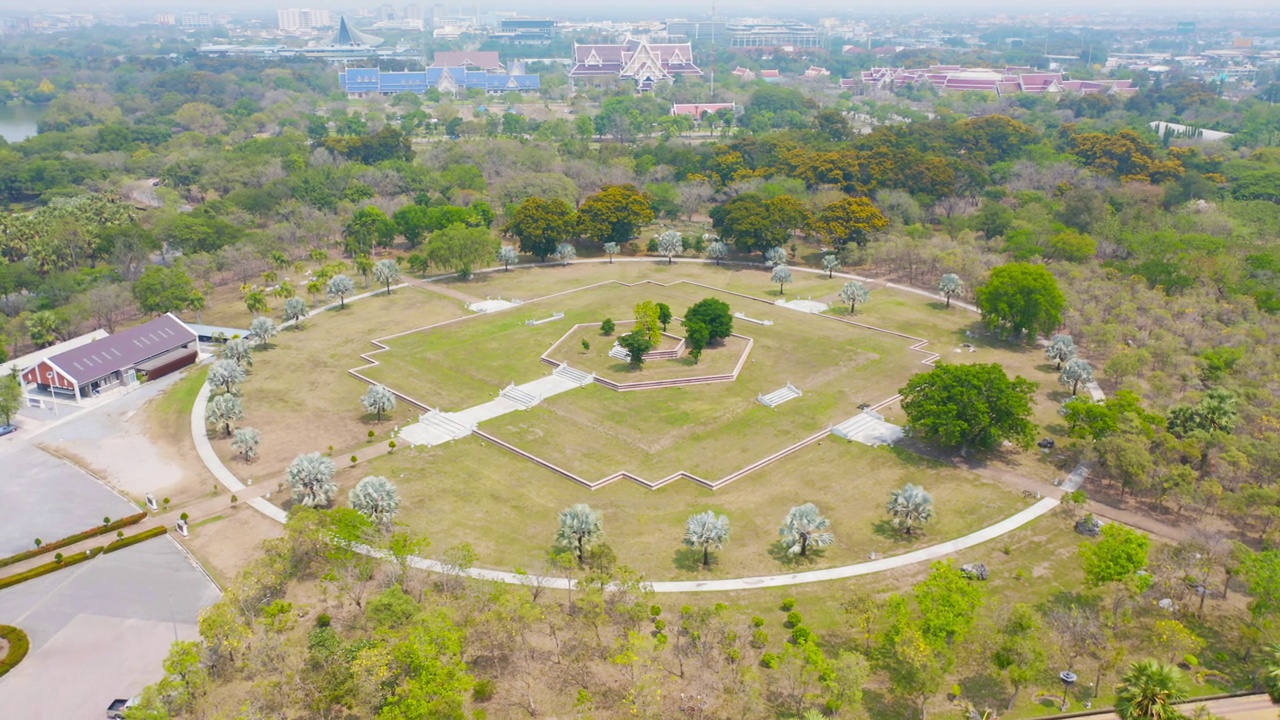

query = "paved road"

[
  {"left": 1070, "top": 693, "right": 1274, "bottom": 719},
  {"left": 0, "top": 537, "right": 221, "bottom": 719}
]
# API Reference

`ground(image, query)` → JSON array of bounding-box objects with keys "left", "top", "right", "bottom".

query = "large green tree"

[
  {"left": 0, "top": 368, "right": 21, "bottom": 425},
  {"left": 505, "top": 197, "right": 577, "bottom": 261},
  {"left": 576, "top": 185, "right": 654, "bottom": 246},
  {"left": 424, "top": 225, "right": 499, "bottom": 277},
  {"left": 682, "top": 298, "right": 733, "bottom": 343},
  {"left": 809, "top": 196, "right": 890, "bottom": 247},
  {"left": 132, "top": 265, "right": 203, "bottom": 315},
  {"left": 975, "top": 262, "right": 1067, "bottom": 339},
  {"left": 899, "top": 363, "right": 1038, "bottom": 454}
]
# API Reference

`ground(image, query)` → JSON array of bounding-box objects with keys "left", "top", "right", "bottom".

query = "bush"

[
  {"left": 654, "top": 619, "right": 666, "bottom": 632},
  {"left": 0, "top": 625, "right": 30, "bottom": 678},
  {"left": 351, "top": 455, "right": 358, "bottom": 463},
  {"left": 751, "top": 616, "right": 765, "bottom": 628},
  {"left": 368, "top": 430, "right": 376, "bottom": 439},
  {"left": 760, "top": 652, "right": 781, "bottom": 669},
  {"left": 601, "top": 318, "right": 615, "bottom": 335},
  {"left": 751, "top": 629, "right": 769, "bottom": 648},
  {"left": 785, "top": 610, "right": 803, "bottom": 628},
  {"left": 780, "top": 597, "right": 796, "bottom": 611},
  {"left": 0, "top": 513, "right": 146, "bottom": 569},
  {"left": 790, "top": 625, "right": 813, "bottom": 644},
  {"left": 316, "top": 613, "right": 332, "bottom": 628},
  {"left": 472, "top": 678, "right": 496, "bottom": 703},
  {"left": 104, "top": 526, "right": 168, "bottom": 554},
  {"left": 54, "top": 553, "right": 63, "bottom": 563},
  {"left": 180, "top": 512, "right": 189, "bottom": 521}
]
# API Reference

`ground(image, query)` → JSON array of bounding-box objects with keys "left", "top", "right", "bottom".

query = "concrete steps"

[
  {"left": 832, "top": 411, "right": 880, "bottom": 440},
  {"left": 553, "top": 364, "right": 594, "bottom": 387},
  {"left": 758, "top": 383, "right": 802, "bottom": 408},
  {"left": 416, "top": 409, "right": 473, "bottom": 442},
  {"left": 500, "top": 383, "right": 541, "bottom": 409}
]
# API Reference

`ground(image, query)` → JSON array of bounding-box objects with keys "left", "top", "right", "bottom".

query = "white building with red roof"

[
  {"left": 858, "top": 66, "right": 1135, "bottom": 97},
  {"left": 671, "top": 102, "right": 736, "bottom": 118}
]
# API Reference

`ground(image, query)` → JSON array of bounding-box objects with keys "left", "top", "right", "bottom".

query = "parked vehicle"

[
  {"left": 0, "top": 425, "right": 17, "bottom": 437},
  {"left": 106, "top": 696, "right": 138, "bottom": 719}
]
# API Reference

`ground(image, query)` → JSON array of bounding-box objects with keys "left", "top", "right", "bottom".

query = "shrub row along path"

[{"left": 184, "top": 259, "right": 1111, "bottom": 592}]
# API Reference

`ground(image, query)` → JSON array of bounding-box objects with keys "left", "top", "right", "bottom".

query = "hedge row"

[
  {"left": 0, "top": 512, "right": 147, "bottom": 569},
  {"left": 0, "top": 625, "right": 30, "bottom": 678},
  {"left": 104, "top": 526, "right": 168, "bottom": 554},
  {"left": 0, "top": 547, "right": 103, "bottom": 591}
]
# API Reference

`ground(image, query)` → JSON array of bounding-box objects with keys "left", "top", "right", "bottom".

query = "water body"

[{"left": 0, "top": 103, "right": 48, "bottom": 143}]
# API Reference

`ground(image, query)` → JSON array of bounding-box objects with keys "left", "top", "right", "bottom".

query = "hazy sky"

[{"left": 1, "top": 0, "right": 1277, "bottom": 17}]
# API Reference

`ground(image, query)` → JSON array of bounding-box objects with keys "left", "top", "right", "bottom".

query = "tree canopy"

[
  {"left": 975, "top": 262, "right": 1066, "bottom": 339},
  {"left": 899, "top": 363, "right": 1038, "bottom": 454}
]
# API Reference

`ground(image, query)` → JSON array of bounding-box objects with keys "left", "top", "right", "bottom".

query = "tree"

[
  {"left": 221, "top": 338, "right": 253, "bottom": 368},
  {"left": 810, "top": 196, "right": 890, "bottom": 247},
  {"left": 602, "top": 241, "right": 620, "bottom": 264},
  {"left": 554, "top": 242, "right": 576, "bottom": 266},
  {"left": 81, "top": 283, "right": 134, "bottom": 333},
  {"left": 657, "top": 230, "right": 683, "bottom": 264},
  {"left": 780, "top": 503, "right": 834, "bottom": 557},
  {"left": 1060, "top": 357, "right": 1095, "bottom": 396},
  {"left": 821, "top": 254, "right": 841, "bottom": 278},
  {"left": 994, "top": 604, "right": 1048, "bottom": 711},
  {"left": 283, "top": 297, "right": 308, "bottom": 326},
  {"left": 577, "top": 185, "right": 654, "bottom": 246},
  {"left": 497, "top": 246, "right": 519, "bottom": 271},
  {"left": 684, "top": 510, "right": 730, "bottom": 568},
  {"left": 556, "top": 503, "right": 603, "bottom": 565},
  {"left": 205, "top": 393, "right": 243, "bottom": 437},
  {"left": 938, "top": 273, "right": 964, "bottom": 309},
  {"left": 351, "top": 475, "right": 401, "bottom": 528},
  {"left": 710, "top": 194, "right": 796, "bottom": 254},
  {"left": 772, "top": 264, "right": 793, "bottom": 295},
  {"left": 685, "top": 320, "right": 710, "bottom": 364},
  {"left": 25, "top": 310, "right": 68, "bottom": 348},
  {"left": 1047, "top": 334, "right": 1077, "bottom": 370},
  {"left": 392, "top": 204, "right": 433, "bottom": 247},
  {"left": 327, "top": 274, "right": 355, "bottom": 309},
  {"left": 505, "top": 197, "right": 576, "bottom": 261},
  {"left": 132, "top": 265, "right": 203, "bottom": 315},
  {"left": 601, "top": 318, "right": 615, "bottom": 335},
  {"left": 353, "top": 255, "right": 375, "bottom": 288},
  {"left": 362, "top": 384, "right": 397, "bottom": 421},
  {"left": 839, "top": 281, "right": 870, "bottom": 313},
  {"left": 899, "top": 363, "right": 1039, "bottom": 454},
  {"left": 887, "top": 483, "right": 935, "bottom": 536},
  {"left": 244, "top": 288, "right": 268, "bottom": 316},
  {"left": 1081, "top": 523, "right": 1151, "bottom": 589},
  {"left": 426, "top": 225, "right": 499, "bottom": 278},
  {"left": 248, "top": 317, "right": 278, "bottom": 347},
  {"left": 344, "top": 206, "right": 396, "bottom": 257},
  {"left": 0, "top": 368, "right": 21, "bottom": 425},
  {"left": 373, "top": 258, "right": 402, "bottom": 295},
  {"left": 683, "top": 298, "right": 733, "bottom": 342},
  {"left": 617, "top": 331, "right": 653, "bottom": 368},
  {"left": 287, "top": 452, "right": 338, "bottom": 508},
  {"left": 208, "top": 359, "right": 246, "bottom": 394},
  {"left": 975, "top": 263, "right": 1066, "bottom": 339},
  {"left": 764, "top": 246, "right": 788, "bottom": 267},
  {"left": 915, "top": 561, "right": 984, "bottom": 646},
  {"left": 707, "top": 239, "right": 730, "bottom": 266},
  {"left": 1264, "top": 644, "right": 1280, "bottom": 703},
  {"left": 656, "top": 303, "right": 672, "bottom": 331},
  {"left": 634, "top": 301, "right": 663, "bottom": 344},
  {"left": 1114, "top": 660, "right": 1188, "bottom": 720},
  {"left": 231, "top": 427, "right": 261, "bottom": 462},
  {"left": 879, "top": 610, "right": 949, "bottom": 720},
  {"left": 1167, "top": 388, "right": 1238, "bottom": 439}
]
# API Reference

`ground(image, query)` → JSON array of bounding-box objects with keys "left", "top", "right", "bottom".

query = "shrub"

[
  {"left": 654, "top": 619, "right": 666, "bottom": 632},
  {"left": 163, "top": 497, "right": 170, "bottom": 505},
  {"left": 368, "top": 430, "right": 376, "bottom": 439},
  {"left": 230, "top": 494, "right": 238, "bottom": 505},
  {"left": 790, "top": 626, "right": 813, "bottom": 644},
  {"left": 751, "top": 616, "right": 765, "bottom": 628},
  {"left": 315, "top": 613, "right": 332, "bottom": 628},
  {"left": 0, "top": 513, "right": 146, "bottom": 569},
  {"left": 760, "top": 652, "right": 781, "bottom": 669},
  {"left": 751, "top": 629, "right": 769, "bottom": 648},
  {"left": 351, "top": 455, "right": 358, "bottom": 464},
  {"left": 780, "top": 597, "right": 796, "bottom": 612},
  {"left": 649, "top": 604, "right": 662, "bottom": 617},
  {"left": 601, "top": 318, "right": 615, "bottom": 335},
  {"left": 785, "top": 611, "right": 803, "bottom": 628},
  {"left": 473, "top": 678, "right": 496, "bottom": 703},
  {"left": 0, "top": 625, "right": 30, "bottom": 678},
  {"left": 54, "top": 553, "right": 63, "bottom": 563},
  {"left": 0, "top": 547, "right": 104, "bottom": 590},
  {"left": 180, "top": 512, "right": 189, "bottom": 521}
]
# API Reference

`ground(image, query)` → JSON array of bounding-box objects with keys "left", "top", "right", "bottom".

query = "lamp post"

[{"left": 1059, "top": 670, "right": 1077, "bottom": 711}]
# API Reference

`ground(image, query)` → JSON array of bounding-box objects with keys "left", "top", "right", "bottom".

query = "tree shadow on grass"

[
  {"left": 673, "top": 547, "right": 706, "bottom": 573},
  {"left": 956, "top": 671, "right": 1010, "bottom": 714},
  {"left": 864, "top": 688, "right": 917, "bottom": 720},
  {"left": 872, "top": 519, "right": 917, "bottom": 545},
  {"left": 767, "top": 541, "right": 827, "bottom": 567}
]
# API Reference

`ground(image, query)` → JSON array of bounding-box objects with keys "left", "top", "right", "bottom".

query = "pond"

[{"left": 0, "top": 103, "right": 48, "bottom": 143}]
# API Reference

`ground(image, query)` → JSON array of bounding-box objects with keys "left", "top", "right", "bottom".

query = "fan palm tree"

[
  {"left": 887, "top": 483, "right": 935, "bottom": 536},
  {"left": 684, "top": 511, "right": 731, "bottom": 568},
  {"left": 1262, "top": 643, "right": 1280, "bottom": 704},
  {"left": 556, "top": 504, "right": 603, "bottom": 564},
  {"left": 938, "top": 273, "right": 964, "bottom": 308},
  {"left": 287, "top": 452, "right": 338, "bottom": 508},
  {"left": 779, "top": 503, "right": 834, "bottom": 557},
  {"left": 1046, "top": 334, "right": 1077, "bottom": 370},
  {"left": 1114, "top": 660, "right": 1187, "bottom": 720},
  {"left": 350, "top": 475, "right": 401, "bottom": 527}
]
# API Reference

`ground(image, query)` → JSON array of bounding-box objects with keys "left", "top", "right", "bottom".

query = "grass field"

[
  {"left": 544, "top": 323, "right": 750, "bottom": 382},
  {"left": 361, "top": 280, "right": 928, "bottom": 482},
  {"left": 332, "top": 434, "right": 1030, "bottom": 579}
]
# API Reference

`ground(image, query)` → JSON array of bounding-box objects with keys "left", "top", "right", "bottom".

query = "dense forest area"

[{"left": 3, "top": 28, "right": 1280, "bottom": 720}]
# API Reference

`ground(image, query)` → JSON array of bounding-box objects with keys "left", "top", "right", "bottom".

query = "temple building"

[
  {"left": 569, "top": 39, "right": 701, "bottom": 92},
  {"left": 339, "top": 66, "right": 540, "bottom": 97}
]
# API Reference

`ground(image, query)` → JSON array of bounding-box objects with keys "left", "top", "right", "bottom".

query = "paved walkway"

[
  {"left": 1069, "top": 693, "right": 1272, "bottom": 720},
  {"left": 399, "top": 371, "right": 587, "bottom": 447},
  {"left": 187, "top": 264, "right": 1101, "bottom": 593}
]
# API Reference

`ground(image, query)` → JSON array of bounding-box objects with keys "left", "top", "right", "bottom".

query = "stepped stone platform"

[{"left": 831, "top": 410, "right": 903, "bottom": 447}]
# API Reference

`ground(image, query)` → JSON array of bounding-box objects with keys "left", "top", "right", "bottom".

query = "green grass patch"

[{"left": 0, "top": 625, "right": 30, "bottom": 678}]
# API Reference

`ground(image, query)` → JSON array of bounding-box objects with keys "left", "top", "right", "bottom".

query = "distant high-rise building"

[
  {"left": 378, "top": 4, "right": 396, "bottom": 22},
  {"left": 403, "top": 4, "right": 424, "bottom": 22},
  {"left": 178, "top": 12, "right": 214, "bottom": 29},
  {"left": 278, "top": 8, "right": 333, "bottom": 32},
  {"left": 154, "top": 13, "right": 176, "bottom": 25}
]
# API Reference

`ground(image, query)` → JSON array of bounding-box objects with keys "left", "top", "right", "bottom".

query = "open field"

[
  {"left": 332, "top": 435, "right": 1030, "bottom": 579},
  {"left": 545, "top": 323, "right": 749, "bottom": 382}
]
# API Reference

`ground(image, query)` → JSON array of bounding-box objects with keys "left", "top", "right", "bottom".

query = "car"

[
  {"left": 0, "top": 424, "right": 17, "bottom": 437},
  {"left": 107, "top": 697, "right": 139, "bottom": 719}
]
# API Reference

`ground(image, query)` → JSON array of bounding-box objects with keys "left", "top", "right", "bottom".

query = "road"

[{"left": 1070, "top": 694, "right": 1274, "bottom": 719}]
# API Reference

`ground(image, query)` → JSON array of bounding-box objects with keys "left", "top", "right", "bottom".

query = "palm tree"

[
  {"left": 350, "top": 475, "right": 401, "bottom": 527},
  {"left": 886, "top": 483, "right": 935, "bottom": 536},
  {"left": 361, "top": 384, "right": 397, "bottom": 421},
  {"left": 204, "top": 393, "right": 243, "bottom": 437},
  {"left": 707, "top": 239, "right": 729, "bottom": 266},
  {"left": 221, "top": 338, "right": 253, "bottom": 368},
  {"left": 772, "top": 264, "right": 793, "bottom": 295},
  {"left": 231, "top": 427, "right": 261, "bottom": 462},
  {"left": 556, "top": 503, "right": 603, "bottom": 564},
  {"left": 283, "top": 297, "right": 309, "bottom": 326},
  {"left": 208, "top": 359, "right": 245, "bottom": 394},
  {"left": 287, "top": 452, "right": 338, "bottom": 508},
  {"left": 373, "top": 258, "right": 402, "bottom": 294},
  {"left": 1263, "top": 643, "right": 1280, "bottom": 704},
  {"left": 822, "top": 254, "right": 841, "bottom": 278},
  {"left": 839, "top": 281, "right": 870, "bottom": 313},
  {"left": 1060, "top": 357, "right": 1095, "bottom": 396},
  {"left": 938, "top": 273, "right": 964, "bottom": 308},
  {"left": 248, "top": 317, "right": 279, "bottom": 347},
  {"left": 497, "top": 246, "right": 520, "bottom": 271},
  {"left": 354, "top": 255, "right": 374, "bottom": 287},
  {"left": 684, "top": 511, "right": 731, "bottom": 568},
  {"left": 1114, "top": 660, "right": 1187, "bottom": 720},
  {"left": 1046, "top": 334, "right": 1077, "bottom": 370},
  {"left": 603, "top": 241, "right": 620, "bottom": 264},
  {"left": 779, "top": 503, "right": 834, "bottom": 557},
  {"left": 327, "top": 274, "right": 355, "bottom": 309}
]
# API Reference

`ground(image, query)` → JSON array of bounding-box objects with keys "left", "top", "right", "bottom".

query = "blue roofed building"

[{"left": 340, "top": 67, "right": 541, "bottom": 98}]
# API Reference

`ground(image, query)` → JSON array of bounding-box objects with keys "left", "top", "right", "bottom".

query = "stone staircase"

[
  {"left": 553, "top": 363, "right": 595, "bottom": 387},
  {"left": 500, "top": 383, "right": 541, "bottom": 409},
  {"left": 831, "top": 411, "right": 880, "bottom": 440},
  {"left": 758, "top": 383, "right": 802, "bottom": 408},
  {"left": 607, "top": 344, "right": 630, "bottom": 362},
  {"left": 419, "top": 409, "right": 473, "bottom": 440}
]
